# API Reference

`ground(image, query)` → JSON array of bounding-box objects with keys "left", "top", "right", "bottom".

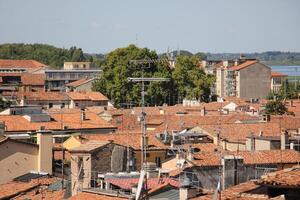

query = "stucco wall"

[
  {"left": 238, "top": 63, "right": 271, "bottom": 98},
  {"left": 0, "top": 140, "right": 38, "bottom": 184}
]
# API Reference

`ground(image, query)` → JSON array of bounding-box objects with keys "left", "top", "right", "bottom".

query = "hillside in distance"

[{"left": 1, "top": 43, "right": 300, "bottom": 67}]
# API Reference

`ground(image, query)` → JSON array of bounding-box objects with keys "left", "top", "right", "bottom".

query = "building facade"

[{"left": 216, "top": 59, "right": 271, "bottom": 99}]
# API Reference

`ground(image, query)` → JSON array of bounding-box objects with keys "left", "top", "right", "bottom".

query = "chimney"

[
  {"left": 80, "top": 108, "right": 86, "bottom": 121},
  {"left": 200, "top": 107, "right": 206, "bottom": 116},
  {"left": 250, "top": 133, "right": 255, "bottom": 151},
  {"left": 187, "top": 145, "right": 194, "bottom": 161},
  {"left": 159, "top": 108, "right": 165, "bottom": 115},
  {"left": 36, "top": 129, "right": 52, "bottom": 174},
  {"left": 214, "top": 133, "right": 220, "bottom": 146},
  {"left": 281, "top": 130, "right": 289, "bottom": 150},
  {"left": 179, "top": 187, "right": 197, "bottom": 200},
  {"left": 290, "top": 142, "right": 294, "bottom": 150},
  {"left": 0, "top": 122, "right": 5, "bottom": 139}
]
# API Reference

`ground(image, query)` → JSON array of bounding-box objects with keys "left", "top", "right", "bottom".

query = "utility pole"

[{"left": 128, "top": 59, "right": 169, "bottom": 200}]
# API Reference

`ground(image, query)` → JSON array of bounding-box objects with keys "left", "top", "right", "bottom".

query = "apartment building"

[
  {"left": 271, "top": 71, "right": 287, "bottom": 92},
  {"left": 216, "top": 59, "right": 271, "bottom": 99},
  {"left": 45, "top": 62, "right": 101, "bottom": 91}
]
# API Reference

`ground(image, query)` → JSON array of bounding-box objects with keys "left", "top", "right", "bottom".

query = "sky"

[{"left": 0, "top": 0, "right": 299, "bottom": 54}]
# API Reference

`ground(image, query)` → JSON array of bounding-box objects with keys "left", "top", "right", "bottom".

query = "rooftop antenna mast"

[{"left": 128, "top": 59, "right": 169, "bottom": 200}]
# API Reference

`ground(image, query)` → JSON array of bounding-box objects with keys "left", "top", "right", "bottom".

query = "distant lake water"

[{"left": 270, "top": 66, "right": 300, "bottom": 76}]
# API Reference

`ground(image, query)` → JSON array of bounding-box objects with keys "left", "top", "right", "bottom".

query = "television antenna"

[{"left": 128, "top": 59, "right": 169, "bottom": 200}]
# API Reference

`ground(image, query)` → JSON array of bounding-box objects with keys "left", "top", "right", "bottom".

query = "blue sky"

[{"left": 0, "top": 0, "right": 299, "bottom": 54}]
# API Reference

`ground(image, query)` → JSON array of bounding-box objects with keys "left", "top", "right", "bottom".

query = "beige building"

[
  {"left": 63, "top": 62, "right": 91, "bottom": 70},
  {"left": 216, "top": 59, "right": 271, "bottom": 99},
  {"left": 66, "top": 78, "right": 95, "bottom": 92},
  {"left": 271, "top": 71, "right": 287, "bottom": 93},
  {"left": 0, "top": 130, "right": 52, "bottom": 184}
]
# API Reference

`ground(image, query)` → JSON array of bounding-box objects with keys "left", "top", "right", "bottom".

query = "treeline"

[
  {"left": 204, "top": 51, "right": 300, "bottom": 66},
  {"left": 92, "top": 45, "right": 215, "bottom": 107},
  {"left": 0, "top": 43, "right": 89, "bottom": 68},
  {"left": 161, "top": 50, "right": 300, "bottom": 65}
]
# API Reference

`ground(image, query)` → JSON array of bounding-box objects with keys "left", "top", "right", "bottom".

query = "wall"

[
  {"left": 222, "top": 140, "right": 246, "bottom": 151},
  {"left": 245, "top": 138, "right": 281, "bottom": 151},
  {"left": 135, "top": 149, "right": 167, "bottom": 170},
  {"left": 64, "top": 62, "right": 90, "bottom": 70},
  {"left": 74, "top": 81, "right": 93, "bottom": 92},
  {"left": 70, "top": 100, "right": 108, "bottom": 109},
  {"left": 63, "top": 136, "right": 82, "bottom": 150},
  {"left": 216, "top": 68, "right": 225, "bottom": 97},
  {"left": 0, "top": 140, "right": 38, "bottom": 184},
  {"left": 24, "top": 100, "right": 70, "bottom": 109},
  {"left": 91, "top": 144, "right": 131, "bottom": 173},
  {"left": 37, "top": 132, "right": 52, "bottom": 174},
  {"left": 238, "top": 63, "right": 271, "bottom": 98},
  {"left": 70, "top": 153, "right": 91, "bottom": 196}
]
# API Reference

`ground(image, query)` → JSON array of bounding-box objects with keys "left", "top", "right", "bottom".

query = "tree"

[
  {"left": 172, "top": 55, "right": 214, "bottom": 102},
  {"left": 93, "top": 44, "right": 173, "bottom": 107},
  {"left": 0, "top": 44, "right": 88, "bottom": 68},
  {"left": 264, "top": 100, "right": 293, "bottom": 115},
  {"left": 71, "top": 48, "right": 85, "bottom": 62}
]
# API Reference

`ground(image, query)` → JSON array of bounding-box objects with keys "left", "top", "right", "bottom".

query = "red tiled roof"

[
  {"left": 83, "top": 131, "right": 166, "bottom": 150},
  {"left": 0, "top": 109, "right": 115, "bottom": 133},
  {"left": 0, "top": 60, "right": 47, "bottom": 68},
  {"left": 106, "top": 177, "right": 179, "bottom": 190},
  {"left": 69, "top": 192, "right": 127, "bottom": 200},
  {"left": 257, "top": 165, "right": 300, "bottom": 187},
  {"left": 199, "top": 122, "right": 281, "bottom": 143},
  {"left": 191, "top": 150, "right": 300, "bottom": 167},
  {"left": 66, "top": 78, "right": 94, "bottom": 87},
  {"left": 17, "top": 91, "right": 68, "bottom": 101},
  {"left": 235, "top": 150, "right": 300, "bottom": 165},
  {"left": 0, "top": 177, "right": 59, "bottom": 199},
  {"left": 271, "top": 71, "right": 287, "bottom": 77},
  {"left": 21, "top": 73, "right": 45, "bottom": 86},
  {"left": 229, "top": 60, "right": 258, "bottom": 71},
  {"left": 67, "top": 91, "right": 108, "bottom": 101},
  {"left": 192, "top": 180, "right": 268, "bottom": 200}
]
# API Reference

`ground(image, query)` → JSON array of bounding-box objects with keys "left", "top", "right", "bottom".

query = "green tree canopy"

[
  {"left": 93, "top": 45, "right": 215, "bottom": 107},
  {"left": 0, "top": 43, "right": 88, "bottom": 68},
  {"left": 264, "top": 100, "right": 293, "bottom": 115}
]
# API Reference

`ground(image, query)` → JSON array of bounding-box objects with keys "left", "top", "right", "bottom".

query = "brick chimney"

[
  {"left": 36, "top": 129, "right": 52, "bottom": 174},
  {"left": 280, "top": 130, "right": 289, "bottom": 150}
]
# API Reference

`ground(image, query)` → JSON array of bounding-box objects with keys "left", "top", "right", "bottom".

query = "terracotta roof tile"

[
  {"left": 21, "top": 73, "right": 45, "bottom": 86},
  {"left": 257, "top": 165, "right": 300, "bottom": 187},
  {"left": 69, "top": 191, "right": 127, "bottom": 200},
  {"left": 83, "top": 131, "right": 166, "bottom": 150},
  {"left": 0, "top": 59, "right": 47, "bottom": 68},
  {"left": 199, "top": 122, "right": 281, "bottom": 143},
  {"left": 192, "top": 180, "right": 268, "bottom": 200},
  {"left": 67, "top": 91, "right": 108, "bottom": 101},
  {"left": 0, "top": 177, "right": 59, "bottom": 199},
  {"left": 229, "top": 60, "right": 258, "bottom": 71},
  {"left": 191, "top": 150, "right": 300, "bottom": 167},
  {"left": 271, "top": 71, "right": 287, "bottom": 77},
  {"left": 66, "top": 78, "right": 94, "bottom": 87},
  {"left": 17, "top": 91, "right": 68, "bottom": 101},
  {"left": 1, "top": 109, "right": 115, "bottom": 133},
  {"left": 69, "top": 140, "right": 110, "bottom": 152}
]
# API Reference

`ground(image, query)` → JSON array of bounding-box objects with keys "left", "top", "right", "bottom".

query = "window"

[
  {"left": 78, "top": 157, "right": 84, "bottom": 180},
  {"left": 146, "top": 153, "right": 150, "bottom": 158},
  {"left": 155, "top": 157, "right": 161, "bottom": 167},
  {"left": 49, "top": 103, "right": 53, "bottom": 108},
  {"left": 61, "top": 103, "right": 65, "bottom": 108}
]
